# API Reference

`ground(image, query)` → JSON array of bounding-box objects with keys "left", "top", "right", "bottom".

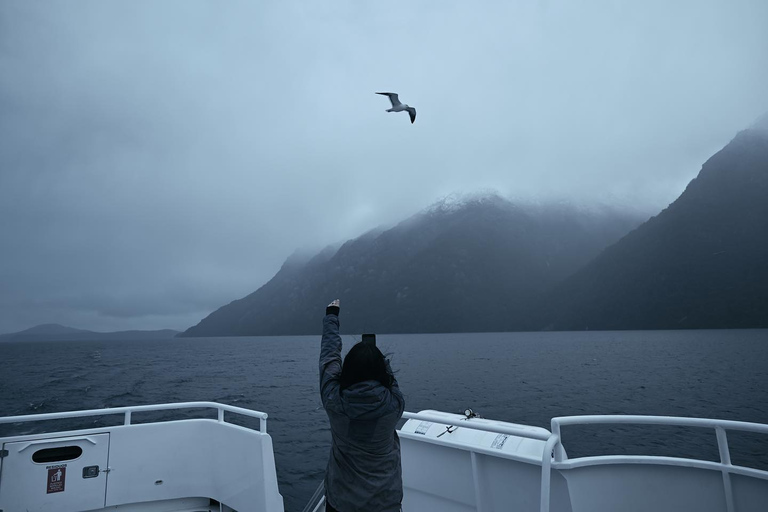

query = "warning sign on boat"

[
  {"left": 415, "top": 421, "right": 432, "bottom": 435},
  {"left": 47, "top": 464, "right": 66, "bottom": 494},
  {"left": 491, "top": 434, "right": 509, "bottom": 449}
]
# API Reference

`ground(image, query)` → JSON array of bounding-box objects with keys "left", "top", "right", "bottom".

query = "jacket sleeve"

[
  {"left": 319, "top": 313, "right": 342, "bottom": 409},
  {"left": 385, "top": 358, "right": 405, "bottom": 416}
]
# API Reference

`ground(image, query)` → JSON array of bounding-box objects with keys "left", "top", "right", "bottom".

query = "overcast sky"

[{"left": 1, "top": 1, "right": 766, "bottom": 334}]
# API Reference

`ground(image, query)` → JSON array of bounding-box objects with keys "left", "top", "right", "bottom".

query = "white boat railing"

[
  {"left": 0, "top": 401, "right": 269, "bottom": 434},
  {"left": 550, "top": 415, "right": 768, "bottom": 512},
  {"left": 402, "top": 411, "right": 558, "bottom": 512},
  {"left": 5, "top": 405, "right": 766, "bottom": 512},
  {"left": 402, "top": 411, "right": 552, "bottom": 440},
  {"left": 401, "top": 411, "right": 768, "bottom": 512}
]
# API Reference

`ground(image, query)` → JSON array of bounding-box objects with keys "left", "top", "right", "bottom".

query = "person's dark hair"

[{"left": 339, "top": 342, "right": 394, "bottom": 391}]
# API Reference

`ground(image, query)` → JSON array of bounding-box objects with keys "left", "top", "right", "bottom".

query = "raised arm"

[
  {"left": 385, "top": 357, "right": 405, "bottom": 415},
  {"left": 319, "top": 299, "right": 342, "bottom": 408}
]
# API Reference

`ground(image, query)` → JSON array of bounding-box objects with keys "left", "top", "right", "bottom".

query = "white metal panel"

[
  {"left": 0, "top": 433, "right": 109, "bottom": 512},
  {"left": 560, "top": 463, "right": 727, "bottom": 512},
  {"left": 401, "top": 437, "right": 477, "bottom": 511},
  {"left": 104, "top": 419, "right": 283, "bottom": 512},
  {"left": 400, "top": 433, "right": 574, "bottom": 512},
  {"left": 472, "top": 452, "right": 573, "bottom": 512},
  {"left": 730, "top": 473, "right": 768, "bottom": 512}
]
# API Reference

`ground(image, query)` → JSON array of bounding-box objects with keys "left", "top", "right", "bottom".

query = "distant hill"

[
  {"left": 0, "top": 323, "right": 179, "bottom": 342},
  {"left": 534, "top": 122, "right": 768, "bottom": 330},
  {"left": 180, "top": 195, "right": 642, "bottom": 336}
]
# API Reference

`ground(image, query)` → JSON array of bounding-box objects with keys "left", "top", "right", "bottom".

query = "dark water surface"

[{"left": 1, "top": 330, "right": 767, "bottom": 511}]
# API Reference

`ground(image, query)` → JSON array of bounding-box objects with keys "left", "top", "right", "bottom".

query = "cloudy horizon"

[{"left": 1, "top": 1, "right": 767, "bottom": 334}]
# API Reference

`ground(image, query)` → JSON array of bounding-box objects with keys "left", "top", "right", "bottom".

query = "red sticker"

[{"left": 47, "top": 466, "right": 66, "bottom": 494}]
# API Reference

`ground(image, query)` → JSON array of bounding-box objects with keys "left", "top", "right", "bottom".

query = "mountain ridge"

[
  {"left": 180, "top": 119, "right": 768, "bottom": 336},
  {"left": 181, "top": 194, "right": 643, "bottom": 336},
  {"left": 0, "top": 324, "right": 180, "bottom": 342},
  {"left": 533, "top": 125, "right": 768, "bottom": 330}
]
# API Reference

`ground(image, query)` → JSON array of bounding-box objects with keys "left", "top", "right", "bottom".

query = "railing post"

[
  {"left": 551, "top": 421, "right": 566, "bottom": 462},
  {"left": 470, "top": 451, "right": 485, "bottom": 512},
  {"left": 218, "top": 407, "right": 225, "bottom": 423},
  {"left": 715, "top": 426, "right": 732, "bottom": 465},
  {"left": 540, "top": 434, "right": 559, "bottom": 512},
  {"left": 260, "top": 415, "right": 268, "bottom": 434},
  {"left": 716, "top": 426, "right": 735, "bottom": 512},
  {"left": 124, "top": 410, "right": 132, "bottom": 426}
]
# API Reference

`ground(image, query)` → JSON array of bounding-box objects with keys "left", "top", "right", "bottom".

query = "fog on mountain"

[
  {"left": 1, "top": 2, "right": 767, "bottom": 336},
  {"left": 182, "top": 120, "right": 768, "bottom": 336},
  {"left": 182, "top": 195, "right": 642, "bottom": 336}
]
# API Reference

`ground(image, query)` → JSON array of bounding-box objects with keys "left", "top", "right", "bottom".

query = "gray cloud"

[{"left": 1, "top": 0, "right": 767, "bottom": 333}]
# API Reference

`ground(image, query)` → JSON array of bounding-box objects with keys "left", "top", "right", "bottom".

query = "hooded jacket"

[{"left": 320, "top": 313, "right": 405, "bottom": 512}]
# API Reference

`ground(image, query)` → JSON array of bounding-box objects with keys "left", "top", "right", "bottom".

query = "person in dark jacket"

[{"left": 320, "top": 299, "right": 405, "bottom": 512}]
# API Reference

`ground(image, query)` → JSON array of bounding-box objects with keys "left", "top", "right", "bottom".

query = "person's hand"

[{"left": 326, "top": 299, "right": 340, "bottom": 316}]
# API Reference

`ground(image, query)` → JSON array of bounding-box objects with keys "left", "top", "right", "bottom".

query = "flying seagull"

[{"left": 376, "top": 92, "right": 416, "bottom": 124}]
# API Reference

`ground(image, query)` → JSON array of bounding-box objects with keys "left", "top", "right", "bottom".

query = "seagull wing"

[
  {"left": 406, "top": 107, "right": 416, "bottom": 124},
  {"left": 376, "top": 92, "right": 401, "bottom": 107}
]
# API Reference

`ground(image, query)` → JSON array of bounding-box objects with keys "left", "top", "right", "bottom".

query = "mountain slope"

[
  {"left": 536, "top": 125, "right": 768, "bottom": 330},
  {"left": 0, "top": 324, "right": 180, "bottom": 342},
  {"left": 181, "top": 196, "right": 642, "bottom": 336}
]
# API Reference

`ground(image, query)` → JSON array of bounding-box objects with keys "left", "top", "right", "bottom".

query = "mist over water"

[{"left": 1, "top": 329, "right": 767, "bottom": 511}]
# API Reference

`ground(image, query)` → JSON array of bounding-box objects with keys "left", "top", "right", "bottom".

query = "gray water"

[{"left": 1, "top": 330, "right": 767, "bottom": 511}]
